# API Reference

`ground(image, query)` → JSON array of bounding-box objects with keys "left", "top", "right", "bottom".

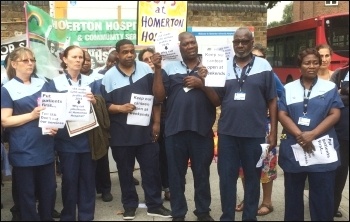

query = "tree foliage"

[
  {"left": 267, "top": 2, "right": 293, "bottom": 28},
  {"left": 188, "top": 1, "right": 280, "bottom": 9}
]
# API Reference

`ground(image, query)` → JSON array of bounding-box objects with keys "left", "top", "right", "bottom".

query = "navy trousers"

[{"left": 58, "top": 152, "right": 96, "bottom": 221}]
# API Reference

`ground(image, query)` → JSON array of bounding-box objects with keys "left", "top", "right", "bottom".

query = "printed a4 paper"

[{"left": 291, "top": 135, "right": 338, "bottom": 166}]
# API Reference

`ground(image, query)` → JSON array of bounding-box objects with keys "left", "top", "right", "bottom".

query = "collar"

[
  {"left": 115, "top": 61, "right": 136, "bottom": 77},
  {"left": 180, "top": 54, "right": 202, "bottom": 69},
  {"left": 233, "top": 53, "right": 255, "bottom": 68},
  {"left": 14, "top": 76, "right": 30, "bottom": 83}
]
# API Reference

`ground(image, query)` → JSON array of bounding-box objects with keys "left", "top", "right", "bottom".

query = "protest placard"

[
  {"left": 127, "top": 93, "right": 154, "bottom": 126},
  {"left": 38, "top": 92, "right": 67, "bottom": 129},
  {"left": 155, "top": 32, "right": 182, "bottom": 61},
  {"left": 202, "top": 48, "right": 227, "bottom": 87},
  {"left": 66, "top": 105, "right": 99, "bottom": 137},
  {"left": 66, "top": 86, "right": 91, "bottom": 121}
]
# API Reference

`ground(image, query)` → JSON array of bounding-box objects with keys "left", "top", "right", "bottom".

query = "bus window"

[{"left": 325, "top": 15, "right": 349, "bottom": 57}]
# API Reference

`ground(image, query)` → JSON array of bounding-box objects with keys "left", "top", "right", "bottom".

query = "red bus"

[{"left": 267, "top": 13, "right": 349, "bottom": 84}]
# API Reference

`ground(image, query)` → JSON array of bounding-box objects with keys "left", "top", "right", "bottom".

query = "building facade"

[{"left": 293, "top": 1, "right": 349, "bottom": 21}]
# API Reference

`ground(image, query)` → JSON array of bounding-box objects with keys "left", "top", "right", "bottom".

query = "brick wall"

[{"left": 293, "top": 1, "right": 349, "bottom": 21}]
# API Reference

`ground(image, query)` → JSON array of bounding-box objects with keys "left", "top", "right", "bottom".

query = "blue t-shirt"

[
  {"left": 48, "top": 73, "right": 96, "bottom": 153},
  {"left": 1, "top": 77, "right": 55, "bottom": 166},
  {"left": 161, "top": 61, "right": 216, "bottom": 138},
  {"left": 101, "top": 61, "right": 155, "bottom": 146},
  {"left": 278, "top": 78, "right": 344, "bottom": 172},
  {"left": 215, "top": 56, "right": 277, "bottom": 137}
]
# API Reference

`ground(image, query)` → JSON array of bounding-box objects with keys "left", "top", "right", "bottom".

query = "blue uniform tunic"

[
  {"left": 161, "top": 61, "right": 216, "bottom": 138},
  {"left": 278, "top": 78, "right": 344, "bottom": 172},
  {"left": 215, "top": 56, "right": 277, "bottom": 137},
  {"left": 48, "top": 74, "right": 96, "bottom": 153},
  {"left": 101, "top": 61, "right": 155, "bottom": 146},
  {"left": 1, "top": 77, "right": 55, "bottom": 166}
]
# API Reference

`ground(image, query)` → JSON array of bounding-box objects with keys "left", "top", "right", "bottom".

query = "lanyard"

[
  {"left": 233, "top": 59, "right": 254, "bottom": 91},
  {"left": 64, "top": 70, "right": 81, "bottom": 86},
  {"left": 300, "top": 77, "right": 318, "bottom": 115},
  {"left": 186, "top": 60, "right": 201, "bottom": 75}
]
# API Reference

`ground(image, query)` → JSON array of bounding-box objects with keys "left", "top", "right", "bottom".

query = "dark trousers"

[
  {"left": 165, "top": 131, "right": 214, "bottom": 218},
  {"left": 217, "top": 135, "right": 263, "bottom": 221},
  {"left": 95, "top": 149, "right": 112, "bottom": 195},
  {"left": 158, "top": 124, "right": 169, "bottom": 190},
  {"left": 58, "top": 152, "right": 96, "bottom": 221},
  {"left": 334, "top": 139, "right": 349, "bottom": 214},
  {"left": 284, "top": 171, "right": 336, "bottom": 221},
  {"left": 111, "top": 143, "right": 163, "bottom": 210},
  {"left": 14, "top": 162, "right": 56, "bottom": 221}
]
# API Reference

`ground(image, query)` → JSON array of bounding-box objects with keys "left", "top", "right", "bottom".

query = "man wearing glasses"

[{"left": 215, "top": 27, "right": 278, "bottom": 221}]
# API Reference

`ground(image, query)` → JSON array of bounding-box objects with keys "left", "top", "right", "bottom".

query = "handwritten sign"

[
  {"left": 202, "top": 48, "right": 227, "bottom": 87},
  {"left": 38, "top": 92, "right": 66, "bottom": 129},
  {"left": 155, "top": 32, "right": 182, "bottom": 61},
  {"left": 66, "top": 86, "right": 91, "bottom": 121},
  {"left": 127, "top": 93, "right": 154, "bottom": 126}
]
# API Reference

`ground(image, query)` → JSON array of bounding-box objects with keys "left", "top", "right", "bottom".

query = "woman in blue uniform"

[
  {"left": 48, "top": 45, "right": 98, "bottom": 221},
  {"left": 1, "top": 47, "right": 57, "bottom": 221},
  {"left": 278, "top": 48, "right": 344, "bottom": 221}
]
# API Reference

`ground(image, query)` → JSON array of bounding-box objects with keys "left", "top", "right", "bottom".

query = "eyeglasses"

[
  {"left": 232, "top": 39, "right": 252, "bottom": 46},
  {"left": 18, "top": 59, "right": 36, "bottom": 64}
]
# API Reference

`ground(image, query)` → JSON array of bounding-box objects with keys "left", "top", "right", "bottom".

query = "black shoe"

[
  {"left": 52, "top": 209, "right": 61, "bottom": 218},
  {"left": 334, "top": 210, "right": 342, "bottom": 217},
  {"left": 197, "top": 214, "right": 214, "bottom": 221},
  {"left": 102, "top": 192, "right": 113, "bottom": 202},
  {"left": 123, "top": 207, "right": 136, "bottom": 220},
  {"left": 133, "top": 177, "right": 139, "bottom": 185},
  {"left": 147, "top": 205, "right": 172, "bottom": 218},
  {"left": 173, "top": 217, "right": 185, "bottom": 221}
]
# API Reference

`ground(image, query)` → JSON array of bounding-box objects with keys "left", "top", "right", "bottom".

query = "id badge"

[
  {"left": 234, "top": 92, "right": 246, "bottom": 100},
  {"left": 298, "top": 117, "right": 311, "bottom": 126}
]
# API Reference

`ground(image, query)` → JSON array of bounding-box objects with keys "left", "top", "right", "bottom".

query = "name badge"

[
  {"left": 234, "top": 92, "right": 246, "bottom": 100},
  {"left": 298, "top": 117, "right": 310, "bottom": 126}
]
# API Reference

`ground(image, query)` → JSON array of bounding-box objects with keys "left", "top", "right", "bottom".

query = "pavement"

[{"left": 1, "top": 159, "right": 349, "bottom": 221}]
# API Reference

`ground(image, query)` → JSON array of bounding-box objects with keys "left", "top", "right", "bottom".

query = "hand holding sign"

[
  {"left": 155, "top": 32, "right": 183, "bottom": 61},
  {"left": 151, "top": 53, "right": 162, "bottom": 69}
]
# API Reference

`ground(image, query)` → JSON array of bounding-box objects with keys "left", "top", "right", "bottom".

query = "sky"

[{"left": 267, "top": 1, "right": 292, "bottom": 24}]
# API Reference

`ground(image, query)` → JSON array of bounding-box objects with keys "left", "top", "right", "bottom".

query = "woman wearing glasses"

[{"left": 1, "top": 47, "right": 58, "bottom": 220}]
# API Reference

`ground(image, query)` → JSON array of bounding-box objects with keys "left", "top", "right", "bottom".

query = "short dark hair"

[
  {"left": 138, "top": 48, "right": 155, "bottom": 61},
  {"left": 115, "top": 39, "right": 134, "bottom": 52},
  {"left": 297, "top": 48, "right": 322, "bottom": 67},
  {"left": 60, "top": 45, "right": 85, "bottom": 69},
  {"left": 252, "top": 43, "right": 267, "bottom": 58}
]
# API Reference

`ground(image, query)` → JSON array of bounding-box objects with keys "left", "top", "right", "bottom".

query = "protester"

[
  {"left": 315, "top": 44, "right": 334, "bottom": 80},
  {"left": 330, "top": 63, "right": 349, "bottom": 218},
  {"left": 138, "top": 47, "right": 170, "bottom": 201},
  {"left": 98, "top": 50, "right": 118, "bottom": 75},
  {"left": 1, "top": 47, "right": 58, "bottom": 221},
  {"left": 48, "top": 45, "right": 98, "bottom": 221},
  {"left": 278, "top": 48, "right": 343, "bottom": 221},
  {"left": 214, "top": 27, "right": 278, "bottom": 221},
  {"left": 80, "top": 50, "right": 113, "bottom": 203},
  {"left": 152, "top": 32, "right": 219, "bottom": 221},
  {"left": 101, "top": 39, "right": 171, "bottom": 220},
  {"left": 235, "top": 43, "right": 284, "bottom": 216}
]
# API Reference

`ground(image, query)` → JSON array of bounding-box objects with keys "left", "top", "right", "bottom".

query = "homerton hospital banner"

[
  {"left": 137, "top": 1, "right": 187, "bottom": 45},
  {"left": 25, "top": 2, "right": 137, "bottom": 79}
]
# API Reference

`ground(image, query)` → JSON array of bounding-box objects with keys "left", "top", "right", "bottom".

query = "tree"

[
  {"left": 267, "top": 2, "right": 293, "bottom": 28},
  {"left": 188, "top": 1, "right": 280, "bottom": 9}
]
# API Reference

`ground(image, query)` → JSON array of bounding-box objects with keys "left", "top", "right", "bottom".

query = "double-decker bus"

[{"left": 267, "top": 13, "right": 349, "bottom": 84}]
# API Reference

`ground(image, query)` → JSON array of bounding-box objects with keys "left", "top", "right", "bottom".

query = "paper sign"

[
  {"left": 155, "top": 32, "right": 183, "bottom": 61},
  {"left": 202, "top": 48, "right": 227, "bottom": 87},
  {"left": 256, "top": 143, "right": 269, "bottom": 167},
  {"left": 38, "top": 92, "right": 67, "bottom": 129},
  {"left": 66, "top": 86, "right": 91, "bottom": 121},
  {"left": 66, "top": 105, "right": 99, "bottom": 137},
  {"left": 127, "top": 93, "right": 154, "bottom": 126}
]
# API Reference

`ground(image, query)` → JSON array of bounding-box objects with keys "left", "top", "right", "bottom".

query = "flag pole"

[{"left": 23, "top": 1, "right": 30, "bottom": 47}]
